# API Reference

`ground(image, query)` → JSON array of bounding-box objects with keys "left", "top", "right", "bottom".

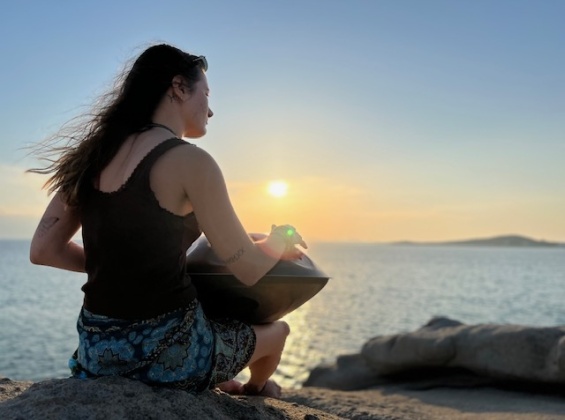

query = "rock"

[
  {"left": 284, "top": 385, "right": 565, "bottom": 420},
  {"left": 303, "top": 354, "right": 384, "bottom": 390},
  {"left": 4, "top": 375, "right": 565, "bottom": 420},
  {"left": 0, "top": 377, "right": 340, "bottom": 420},
  {"left": 0, "top": 378, "right": 33, "bottom": 403},
  {"left": 361, "top": 316, "right": 565, "bottom": 383}
]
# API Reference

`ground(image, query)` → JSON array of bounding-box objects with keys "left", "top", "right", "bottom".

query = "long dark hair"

[{"left": 28, "top": 44, "right": 206, "bottom": 207}]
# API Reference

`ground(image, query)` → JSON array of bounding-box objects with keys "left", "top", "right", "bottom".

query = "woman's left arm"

[{"left": 30, "top": 192, "right": 85, "bottom": 273}]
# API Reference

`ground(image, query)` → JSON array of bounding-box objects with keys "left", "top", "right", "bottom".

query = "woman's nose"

[{"left": 208, "top": 108, "right": 214, "bottom": 118}]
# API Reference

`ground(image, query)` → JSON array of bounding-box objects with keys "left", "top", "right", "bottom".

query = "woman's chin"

[{"left": 184, "top": 127, "right": 207, "bottom": 139}]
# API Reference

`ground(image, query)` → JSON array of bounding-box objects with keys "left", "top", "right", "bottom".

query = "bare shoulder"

[
  {"left": 174, "top": 142, "right": 214, "bottom": 161},
  {"left": 173, "top": 143, "right": 222, "bottom": 174},
  {"left": 156, "top": 142, "right": 224, "bottom": 192}
]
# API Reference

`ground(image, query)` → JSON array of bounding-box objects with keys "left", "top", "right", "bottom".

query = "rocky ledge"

[
  {"left": 0, "top": 376, "right": 340, "bottom": 420},
  {"left": 306, "top": 316, "right": 565, "bottom": 390},
  {"left": 3, "top": 317, "right": 565, "bottom": 419}
]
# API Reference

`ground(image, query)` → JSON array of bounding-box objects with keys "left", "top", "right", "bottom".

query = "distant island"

[{"left": 391, "top": 235, "right": 565, "bottom": 248}]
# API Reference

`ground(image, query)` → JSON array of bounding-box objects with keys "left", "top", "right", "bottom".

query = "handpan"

[{"left": 186, "top": 234, "right": 329, "bottom": 324}]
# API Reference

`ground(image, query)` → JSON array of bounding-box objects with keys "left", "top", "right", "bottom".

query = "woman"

[{"left": 29, "top": 44, "right": 306, "bottom": 398}]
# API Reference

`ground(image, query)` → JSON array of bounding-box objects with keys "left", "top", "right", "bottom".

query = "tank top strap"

[{"left": 129, "top": 137, "right": 190, "bottom": 189}]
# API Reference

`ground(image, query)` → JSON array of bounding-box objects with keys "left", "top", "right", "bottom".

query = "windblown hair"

[{"left": 28, "top": 44, "right": 206, "bottom": 207}]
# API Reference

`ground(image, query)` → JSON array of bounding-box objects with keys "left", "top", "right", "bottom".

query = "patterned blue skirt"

[{"left": 69, "top": 299, "right": 256, "bottom": 391}]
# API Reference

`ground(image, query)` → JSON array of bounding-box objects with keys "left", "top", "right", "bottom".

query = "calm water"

[{"left": 1, "top": 240, "right": 564, "bottom": 388}]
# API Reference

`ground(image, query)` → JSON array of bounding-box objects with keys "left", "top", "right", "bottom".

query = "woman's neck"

[
  {"left": 151, "top": 103, "right": 184, "bottom": 137},
  {"left": 146, "top": 122, "right": 178, "bottom": 137}
]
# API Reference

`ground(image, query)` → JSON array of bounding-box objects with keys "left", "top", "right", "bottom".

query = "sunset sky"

[{"left": 1, "top": 0, "right": 564, "bottom": 242}]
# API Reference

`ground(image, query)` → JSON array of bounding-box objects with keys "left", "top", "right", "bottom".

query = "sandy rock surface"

[
  {"left": 284, "top": 386, "right": 565, "bottom": 420},
  {"left": 0, "top": 377, "right": 338, "bottom": 420},
  {"left": 3, "top": 376, "right": 565, "bottom": 420}
]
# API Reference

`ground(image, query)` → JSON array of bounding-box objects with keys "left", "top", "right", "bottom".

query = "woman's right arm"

[{"left": 179, "top": 146, "right": 305, "bottom": 286}]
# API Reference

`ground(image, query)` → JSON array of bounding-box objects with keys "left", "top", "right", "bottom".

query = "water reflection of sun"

[{"left": 267, "top": 180, "right": 288, "bottom": 198}]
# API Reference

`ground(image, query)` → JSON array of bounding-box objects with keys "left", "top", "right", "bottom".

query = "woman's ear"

[{"left": 171, "top": 75, "right": 187, "bottom": 99}]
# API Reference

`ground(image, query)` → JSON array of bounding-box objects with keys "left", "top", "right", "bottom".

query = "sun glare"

[{"left": 267, "top": 181, "right": 288, "bottom": 198}]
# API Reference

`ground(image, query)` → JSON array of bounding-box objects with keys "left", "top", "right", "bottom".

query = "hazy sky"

[{"left": 1, "top": 0, "right": 563, "bottom": 242}]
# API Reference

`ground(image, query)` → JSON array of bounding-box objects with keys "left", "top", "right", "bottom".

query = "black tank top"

[{"left": 80, "top": 138, "right": 200, "bottom": 319}]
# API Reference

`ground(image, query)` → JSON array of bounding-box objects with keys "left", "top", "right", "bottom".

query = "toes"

[
  {"left": 243, "top": 380, "right": 281, "bottom": 398},
  {"left": 217, "top": 379, "right": 244, "bottom": 395}
]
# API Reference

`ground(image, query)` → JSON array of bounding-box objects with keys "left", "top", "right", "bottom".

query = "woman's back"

[
  {"left": 81, "top": 137, "right": 200, "bottom": 319},
  {"left": 97, "top": 129, "right": 194, "bottom": 216}
]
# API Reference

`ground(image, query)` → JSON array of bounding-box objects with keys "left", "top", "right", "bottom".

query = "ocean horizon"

[{"left": 1, "top": 239, "right": 564, "bottom": 388}]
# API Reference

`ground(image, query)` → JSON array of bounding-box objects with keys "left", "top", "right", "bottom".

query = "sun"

[{"left": 267, "top": 180, "right": 288, "bottom": 198}]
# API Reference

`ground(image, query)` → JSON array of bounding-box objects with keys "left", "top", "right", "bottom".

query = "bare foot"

[
  {"left": 243, "top": 379, "right": 282, "bottom": 398},
  {"left": 217, "top": 379, "right": 244, "bottom": 395}
]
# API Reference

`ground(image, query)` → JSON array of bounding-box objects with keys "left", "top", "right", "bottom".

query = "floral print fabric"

[{"left": 69, "top": 300, "right": 256, "bottom": 391}]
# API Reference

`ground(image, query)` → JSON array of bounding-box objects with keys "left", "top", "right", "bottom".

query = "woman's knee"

[
  {"left": 252, "top": 321, "right": 290, "bottom": 353},
  {"left": 278, "top": 320, "right": 290, "bottom": 337},
  {"left": 267, "top": 320, "right": 290, "bottom": 342}
]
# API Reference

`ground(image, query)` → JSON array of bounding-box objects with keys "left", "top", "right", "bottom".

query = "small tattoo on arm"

[
  {"left": 37, "top": 217, "right": 60, "bottom": 238},
  {"left": 223, "top": 247, "right": 245, "bottom": 265}
]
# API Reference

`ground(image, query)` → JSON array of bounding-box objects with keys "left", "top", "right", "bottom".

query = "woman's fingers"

[
  {"left": 280, "top": 246, "right": 305, "bottom": 261},
  {"left": 292, "top": 232, "right": 307, "bottom": 249}
]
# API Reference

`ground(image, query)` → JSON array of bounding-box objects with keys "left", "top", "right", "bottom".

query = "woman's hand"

[
  {"left": 281, "top": 245, "right": 305, "bottom": 261},
  {"left": 267, "top": 225, "right": 308, "bottom": 261}
]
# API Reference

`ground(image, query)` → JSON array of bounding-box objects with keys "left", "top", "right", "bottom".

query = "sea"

[{"left": 1, "top": 239, "right": 564, "bottom": 389}]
